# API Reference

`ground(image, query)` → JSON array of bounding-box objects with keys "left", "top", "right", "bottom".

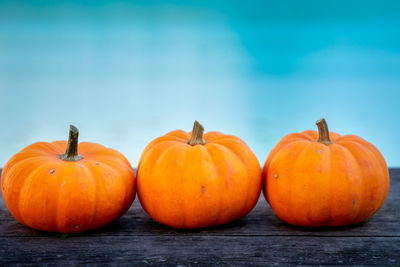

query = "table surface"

[{"left": 0, "top": 168, "right": 399, "bottom": 266}]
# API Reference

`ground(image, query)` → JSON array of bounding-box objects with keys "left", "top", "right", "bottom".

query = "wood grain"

[{"left": 1, "top": 168, "right": 399, "bottom": 265}]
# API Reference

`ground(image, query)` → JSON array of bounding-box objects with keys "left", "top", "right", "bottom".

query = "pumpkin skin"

[
  {"left": 263, "top": 119, "right": 390, "bottom": 227},
  {"left": 137, "top": 121, "right": 262, "bottom": 229},
  {"left": 1, "top": 126, "right": 135, "bottom": 233}
]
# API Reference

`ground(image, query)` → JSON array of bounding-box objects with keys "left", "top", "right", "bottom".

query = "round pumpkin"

[
  {"left": 263, "top": 118, "right": 390, "bottom": 227},
  {"left": 1, "top": 125, "right": 136, "bottom": 233},
  {"left": 137, "top": 121, "right": 262, "bottom": 229}
]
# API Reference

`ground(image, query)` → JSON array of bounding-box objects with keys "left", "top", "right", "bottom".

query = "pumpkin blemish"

[
  {"left": 201, "top": 186, "right": 206, "bottom": 193},
  {"left": 50, "top": 169, "right": 55, "bottom": 174}
]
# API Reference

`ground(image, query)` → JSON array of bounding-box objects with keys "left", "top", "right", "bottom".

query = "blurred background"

[{"left": 0, "top": 0, "right": 399, "bottom": 167}]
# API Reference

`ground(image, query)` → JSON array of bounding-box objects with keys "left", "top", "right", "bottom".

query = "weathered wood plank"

[{"left": 0, "top": 236, "right": 399, "bottom": 266}]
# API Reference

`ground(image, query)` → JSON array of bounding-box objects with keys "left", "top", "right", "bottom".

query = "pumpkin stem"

[
  {"left": 316, "top": 118, "right": 333, "bottom": 145},
  {"left": 187, "top": 121, "right": 206, "bottom": 146},
  {"left": 59, "top": 125, "right": 84, "bottom": 161}
]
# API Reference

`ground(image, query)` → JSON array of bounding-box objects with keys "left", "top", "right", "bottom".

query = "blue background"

[{"left": 1, "top": 0, "right": 400, "bottom": 167}]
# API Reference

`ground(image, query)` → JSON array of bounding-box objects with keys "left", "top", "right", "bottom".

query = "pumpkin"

[
  {"left": 1, "top": 125, "right": 136, "bottom": 233},
  {"left": 137, "top": 121, "right": 262, "bottom": 229},
  {"left": 263, "top": 118, "right": 390, "bottom": 227}
]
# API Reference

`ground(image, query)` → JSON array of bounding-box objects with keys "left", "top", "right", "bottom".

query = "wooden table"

[{"left": 1, "top": 168, "right": 399, "bottom": 266}]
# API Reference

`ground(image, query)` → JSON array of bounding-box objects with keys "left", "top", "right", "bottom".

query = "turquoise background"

[{"left": 1, "top": 1, "right": 400, "bottom": 166}]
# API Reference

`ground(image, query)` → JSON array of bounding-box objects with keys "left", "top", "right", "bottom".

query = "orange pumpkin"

[
  {"left": 1, "top": 125, "right": 135, "bottom": 233},
  {"left": 137, "top": 121, "right": 262, "bottom": 229},
  {"left": 263, "top": 118, "right": 390, "bottom": 227}
]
